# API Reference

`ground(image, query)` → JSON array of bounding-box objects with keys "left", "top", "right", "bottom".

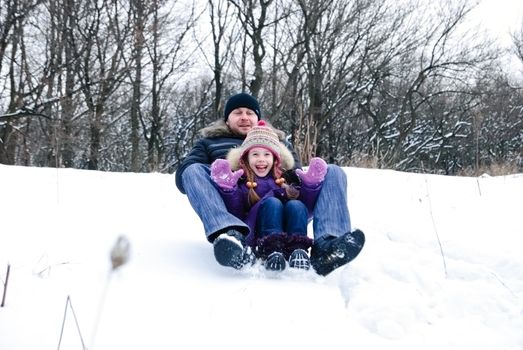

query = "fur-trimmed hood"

[
  {"left": 199, "top": 119, "right": 287, "bottom": 140},
  {"left": 226, "top": 142, "right": 295, "bottom": 171},
  {"left": 200, "top": 119, "right": 295, "bottom": 171}
]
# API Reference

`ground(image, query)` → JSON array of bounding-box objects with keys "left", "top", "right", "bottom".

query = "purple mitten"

[
  {"left": 296, "top": 157, "right": 327, "bottom": 186},
  {"left": 210, "top": 159, "right": 244, "bottom": 190}
]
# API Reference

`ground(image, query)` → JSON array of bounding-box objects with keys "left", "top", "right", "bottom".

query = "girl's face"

[{"left": 247, "top": 147, "right": 275, "bottom": 177}]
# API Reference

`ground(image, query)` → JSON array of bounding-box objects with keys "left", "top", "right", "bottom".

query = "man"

[{"left": 175, "top": 92, "right": 364, "bottom": 275}]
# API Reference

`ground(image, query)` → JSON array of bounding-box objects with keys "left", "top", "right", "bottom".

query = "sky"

[
  {"left": 474, "top": 0, "right": 523, "bottom": 44},
  {"left": 468, "top": 0, "right": 523, "bottom": 77},
  {"left": 1, "top": 164, "right": 522, "bottom": 350}
]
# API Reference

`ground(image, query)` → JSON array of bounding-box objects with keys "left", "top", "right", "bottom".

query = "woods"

[{"left": 0, "top": 0, "right": 522, "bottom": 175}]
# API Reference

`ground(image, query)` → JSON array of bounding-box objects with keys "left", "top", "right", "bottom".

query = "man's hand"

[
  {"left": 296, "top": 157, "right": 327, "bottom": 186},
  {"left": 211, "top": 159, "right": 244, "bottom": 190}
]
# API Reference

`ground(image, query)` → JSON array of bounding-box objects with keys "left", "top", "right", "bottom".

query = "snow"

[{"left": 1, "top": 164, "right": 523, "bottom": 350}]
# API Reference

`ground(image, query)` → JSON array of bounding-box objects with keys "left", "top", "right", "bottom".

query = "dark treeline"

[{"left": 0, "top": 0, "right": 522, "bottom": 175}]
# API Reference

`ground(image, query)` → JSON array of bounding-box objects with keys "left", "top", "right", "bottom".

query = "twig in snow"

[
  {"left": 90, "top": 235, "right": 131, "bottom": 350},
  {"left": 89, "top": 272, "right": 112, "bottom": 350},
  {"left": 1, "top": 264, "right": 10, "bottom": 307},
  {"left": 35, "top": 261, "right": 72, "bottom": 278},
  {"left": 476, "top": 177, "right": 482, "bottom": 196},
  {"left": 425, "top": 177, "right": 448, "bottom": 277},
  {"left": 110, "top": 235, "right": 131, "bottom": 270},
  {"left": 57, "top": 296, "right": 87, "bottom": 350},
  {"left": 489, "top": 271, "right": 518, "bottom": 299}
]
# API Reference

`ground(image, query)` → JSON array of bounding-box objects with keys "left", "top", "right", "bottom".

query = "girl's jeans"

[{"left": 256, "top": 198, "right": 308, "bottom": 238}]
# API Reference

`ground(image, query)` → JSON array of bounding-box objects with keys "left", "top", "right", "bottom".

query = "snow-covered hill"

[{"left": 1, "top": 164, "right": 522, "bottom": 350}]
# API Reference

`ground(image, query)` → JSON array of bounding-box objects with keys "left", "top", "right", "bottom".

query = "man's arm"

[{"left": 175, "top": 139, "right": 211, "bottom": 194}]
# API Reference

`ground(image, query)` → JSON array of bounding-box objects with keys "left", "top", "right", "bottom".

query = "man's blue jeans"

[
  {"left": 181, "top": 163, "right": 352, "bottom": 242},
  {"left": 312, "top": 164, "right": 352, "bottom": 237}
]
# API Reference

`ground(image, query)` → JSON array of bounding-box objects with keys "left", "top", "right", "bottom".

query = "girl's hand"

[
  {"left": 210, "top": 159, "right": 244, "bottom": 190},
  {"left": 296, "top": 157, "right": 327, "bottom": 186}
]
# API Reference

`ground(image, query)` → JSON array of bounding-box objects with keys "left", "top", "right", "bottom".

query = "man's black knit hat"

[{"left": 223, "top": 93, "right": 261, "bottom": 121}]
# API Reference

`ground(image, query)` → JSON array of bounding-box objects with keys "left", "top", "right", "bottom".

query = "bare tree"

[
  {"left": 0, "top": 0, "right": 46, "bottom": 164},
  {"left": 472, "top": 72, "right": 523, "bottom": 173},
  {"left": 351, "top": 0, "right": 497, "bottom": 172},
  {"left": 1, "top": 0, "right": 520, "bottom": 175},
  {"left": 511, "top": 20, "right": 523, "bottom": 65},
  {"left": 229, "top": 0, "right": 273, "bottom": 97},
  {"left": 272, "top": 0, "right": 388, "bottom": 163},
  {"left": 206, "top": 0, "right": 236, "bottom": 115},
  {"left": 129, "top": 0, "right": 145, "bottom": 171},
  {"left": 73, "top": 0, "right": 132, "bottom": 170},
  {"left": 142, "top": 0, "right": 197, "bottom": 171}
]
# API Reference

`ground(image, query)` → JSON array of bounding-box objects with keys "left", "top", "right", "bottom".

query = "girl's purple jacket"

[{"left": 217, "top": 173, "right": 322, "bottom": 246}]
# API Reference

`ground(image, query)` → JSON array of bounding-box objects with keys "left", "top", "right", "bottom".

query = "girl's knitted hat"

[{"left": 226, "top": 120, "right": 295, "bottom": 171}]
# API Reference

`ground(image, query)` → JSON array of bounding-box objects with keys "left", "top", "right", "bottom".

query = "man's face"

[{"left": 226, "top": 107, "right": 258, "bottom": 136}]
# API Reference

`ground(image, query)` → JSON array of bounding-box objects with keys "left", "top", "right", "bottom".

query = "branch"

[{"left": 0, "top": 108, "right": 52, "bottom": 120}]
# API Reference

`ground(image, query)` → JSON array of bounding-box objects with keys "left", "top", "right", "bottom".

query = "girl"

[{"left": 210, "top": 120, "right": 327, "bottom": 271}]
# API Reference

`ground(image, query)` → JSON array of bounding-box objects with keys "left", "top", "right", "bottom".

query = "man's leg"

[
  {"left": 312, "top": 164, "right": 352, "bottom": 239},
  {"left": 311, "top": 165, "right": 364, "bottom": 276},
  {"left": 182, "top": 163, "right": 249, "bottom": 242},
  {"left": 183, "top": 163, "right": 253, "bottom": 269}
]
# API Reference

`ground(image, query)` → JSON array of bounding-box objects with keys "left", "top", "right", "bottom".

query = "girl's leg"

[
  {"left": 256, "top": 197, "right": 284, "bottom": 238},
  {"left": 256, "top": 198, "right": 287, "bottom": 270},
  {"left": 283, "top": 200, "right": 308, "bottom": 235},
  {"left": 283, "top": 200, "right": 312, "bottom": 269}
]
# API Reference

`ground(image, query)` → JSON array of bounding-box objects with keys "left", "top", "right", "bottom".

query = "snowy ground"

[{"left": 1, "top": 164, "right": 522, "bottom": 350}]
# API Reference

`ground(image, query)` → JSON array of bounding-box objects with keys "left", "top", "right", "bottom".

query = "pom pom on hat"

[
  {"left": 240, "top": 120, "right": 282, "bottom": 161},
  {"left": 223, "top": 93, "right": 261, "bottom": 121}
]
